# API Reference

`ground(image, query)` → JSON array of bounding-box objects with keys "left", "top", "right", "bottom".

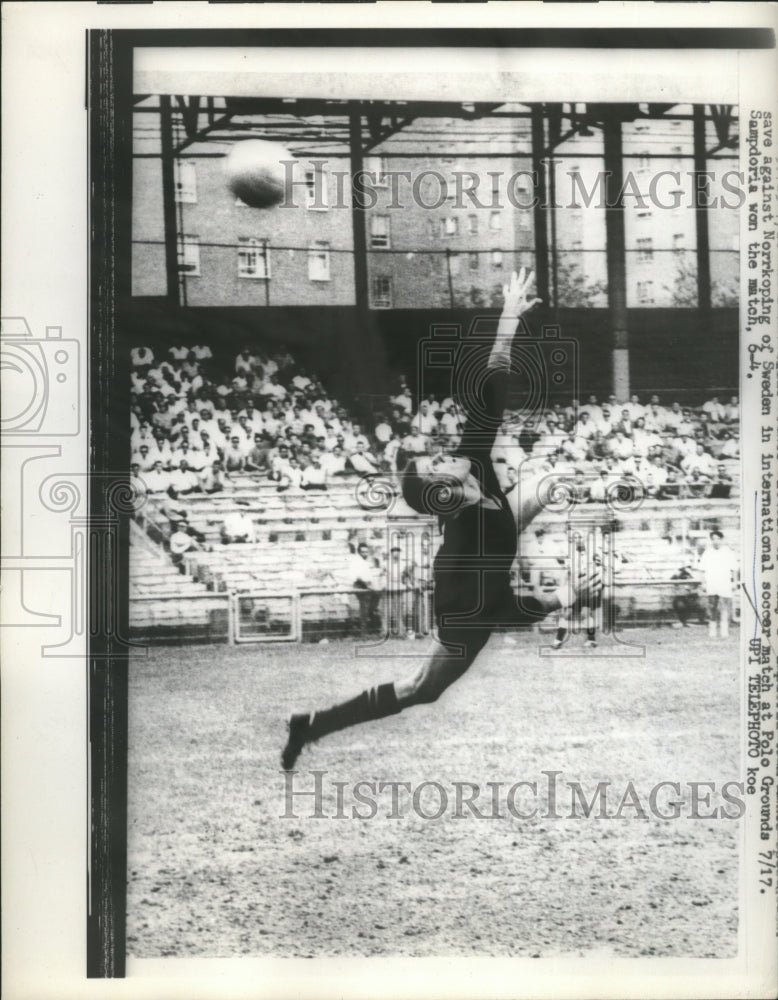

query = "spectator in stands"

[
  {"left": 169, "top": 523, "right": 203, "bottom": 568},
  {"left": 717, "top": 429, "right": 739, "bottom": 459},
  {"left": 587, "top": 468, "right": 608, "bottom": 503},
  {"left": 663, "top": 401, "right": 684, "bottom": 432},
  {"left": 625, "top": 393, "right": 644, "bottom": 421},
  {"left": 682, "top": 442, "right": 717, "bottom": 479},
  {"left": 614, "top": 407, "right": 634, "bottom": 438},
  {"left": 709, "top": 463, "right": 734, "bottom": 499},
  {"left": 643, "top": 455, "right": 669, "bottom": 498},
  {"left": 168, "top": 459, "right": 200, "bottom": 496},
  {"left": 683, "top": 468, "right": 712, "bottom": 498},
  {"left": 346, "top": 439, "right": 380, "bottom": 475},
  {"left": 580, "top": 394, "right": 602, "bottom": 421},
  {"left": 607, "top": 429, "right": 633, "bottom": 466},
  {"left": 348, "top": 541, "right": 383, "bottom": 636},
  {"left": 673, "top": 430, "right": 697, "bottom": 463},
  {"left": 702, "top": 395, "right": 726, "bottom": 422},
  {"left": 413, "top": 400, "right": 438, "bottom": 435},
  {"left": 571, "top": 468, "right": 590, "bottom": 504},
  {"left": 574, "top": 410, "right": 596, "bottom": 445},
  {"left": 518, "top": 418, "right": 540, "bottom": 455},
  {"left": 131, "top": 443, "right": 156, "bottom": 472},
  {"left": 392, "top": 378, "right": 413, "bottom": 414},
  {"left": 143, "top": 460, "right": 170, "bottom": 494},
  {"left": 221, "top": 510, "right": 254, "bottom": 544},
  {"left": 200, "top": 461, "right": 228, "bottom": 495},
  {"left": 168, "top": 344, "right": 189, "bottom": 363},
  {"left": 320, "top": 444, "right": 347, "bottom": 477},
  {"left": 191, "top": 344, "right": 213, "bottom": 362},
  {"left": 659, "top": 466, "right": 683, "bottom": 500},
  {"left": 245, "top": 433, "right": 272, "bottom": 474},
  {"left": 723, "top": 394, "right": 739, "bottom": 423},
  {"left": 224, "top": 435, "right": 247, "bottom": 473},
  {"left": 130, "top": 462, "right": 146, "bottom": 503},
  {"left": 300, "top": 453, "right": 328, "bottom": 490},
  {"left": 131, "top": 346, "right": 154, "bottom": 369}
]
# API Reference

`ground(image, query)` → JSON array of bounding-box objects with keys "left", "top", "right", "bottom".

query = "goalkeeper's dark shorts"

[{"left": 434, "top": 571, "right": 549, "bottom": 658}]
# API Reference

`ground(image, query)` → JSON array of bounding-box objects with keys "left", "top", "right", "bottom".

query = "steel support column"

[
  {"left": 602, "top": 112, "right": 630, "bottom": 402},
  {"left": 692, "top": 104, "right": 712, "bottom": 314},
  {"left": 531, "top": 105, "right": 551, "bottom": 305},
  {"left": 159, "top": 95, "right": 181, "bottom": 305}
]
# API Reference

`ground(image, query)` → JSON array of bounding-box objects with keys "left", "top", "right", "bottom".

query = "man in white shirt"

[
  {"left": 131, "top": 346, "right": 154, "bottom": 368},
  {"left": 702, "top": 396, "right": 726, "bottom": 423},
  {"left": 347, "top": 542, "right": 383, "bottom": 636},
  {"left": 346, "top": 440, "right": 379, "bottom": 475},
  {"left": 168, "top": 459, "right": 200, "bottom": 495},
  {"left": 413, "top": 401, "right": 438, "bottom": 436},
  {"left": 698, "top": 530, "right": 737, "bottom": 638},
  {"left": 625, "top": 393, "right": 644, "bottom": 421},
  {"left": 300, "top": 454, "right": 328, "bottom": 490},
  {"left": 144, "top": 461, "right": 170, "bottom": 494},
  {"left": 681, "top": 443, "right": 717, "bottom": 479},
  {"left": 221, "top": 511, "right": 254, "bottom": 544}
]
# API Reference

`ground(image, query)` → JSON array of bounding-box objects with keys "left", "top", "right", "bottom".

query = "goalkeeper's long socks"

[{"left": 309, "top": 683, "right": 401, "bottom": 741}]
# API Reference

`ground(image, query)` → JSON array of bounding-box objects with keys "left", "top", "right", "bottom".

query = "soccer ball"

[{"left": 223, "top": 140, "right": 295, "bottom": 209}]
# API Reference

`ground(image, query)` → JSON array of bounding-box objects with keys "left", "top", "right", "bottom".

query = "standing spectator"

[
  {"left": 670, "top": 562, "right": 702, "bottom": 629},
  {"left": 348, "top": 542, "right": 383, "bottom": 636},
  {"left": 698, "top": 530, "right": 737, "bottom": 638}
]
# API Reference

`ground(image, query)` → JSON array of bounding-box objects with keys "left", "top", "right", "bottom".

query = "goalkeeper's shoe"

[{"left": 281, "top": 713, "right": 311, "bottom": 770}]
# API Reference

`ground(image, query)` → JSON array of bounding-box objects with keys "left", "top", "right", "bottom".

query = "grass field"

[{"left": 127, "top": 627, "right": 741, "bottom": 958}]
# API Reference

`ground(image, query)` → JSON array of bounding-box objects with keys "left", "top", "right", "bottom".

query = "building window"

[
  {"left": 308, "top": 241, "right": 331, "bottom": 281},
  {"left": 370, "top": 215, "right": 391, "bottom": 249},
  {"left": 637, "top": 152, "right": 650, "bottom": 172},
  {"left": 469, "top": 252, "right": 479, "bottom": 271},
  {"left": 174, "top": 161, "right": 197, "bottom": 203},
  {"left": 489, "top": 211, "right": 502, "bottom": 232},
  {"left": 491, "top": 249, "right": 503, "bottom": 268},
  {"left": 364, "top": 156, "right": 388, "bottom": 186},
  {"left": 444, "top": 217, "right": 459, "bottom": 237},
  {"left": 636, "top": 237, "right": 653, "bottom": 262},
  {"left": 673, "top": 233, "right": 685, "bottom": 253},
  {"left": 305, "top": 164, "right": 328, "bottom": 211},
  {"left": 238, "top": 238, "right": 270, "bottom": 279},
  {"left": 177, "top": 234, "right": 200, "bottom": 276},
  {"left": 518, "top": 210, "right": 531, "bottom": 230},
  {"left": 490, "top": 173, "right": 500, "bottom": 198},
  {"left": 636, "top": 209, "right": 652, "bottom": 220},
  {"left": 468, "top": 214, "right": 478, "bottom": 234},
  {"left": 637, "top": 280, "right": 654, "bottom": 304},
  {"left": 371, "top": 276, "right": 392, "bottom": 308},
  {"left": 449, "top": 252, "right": 461, "bottom": 277}
]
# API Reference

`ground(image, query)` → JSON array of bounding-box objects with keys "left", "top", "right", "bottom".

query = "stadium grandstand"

[{"left": 129, "top": 341, "right": 739, "bottom": 644}]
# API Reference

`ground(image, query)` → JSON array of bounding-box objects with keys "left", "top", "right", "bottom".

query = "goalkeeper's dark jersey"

[{"left": 433, "top": 366, "right": 534, "bottom": 630}]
